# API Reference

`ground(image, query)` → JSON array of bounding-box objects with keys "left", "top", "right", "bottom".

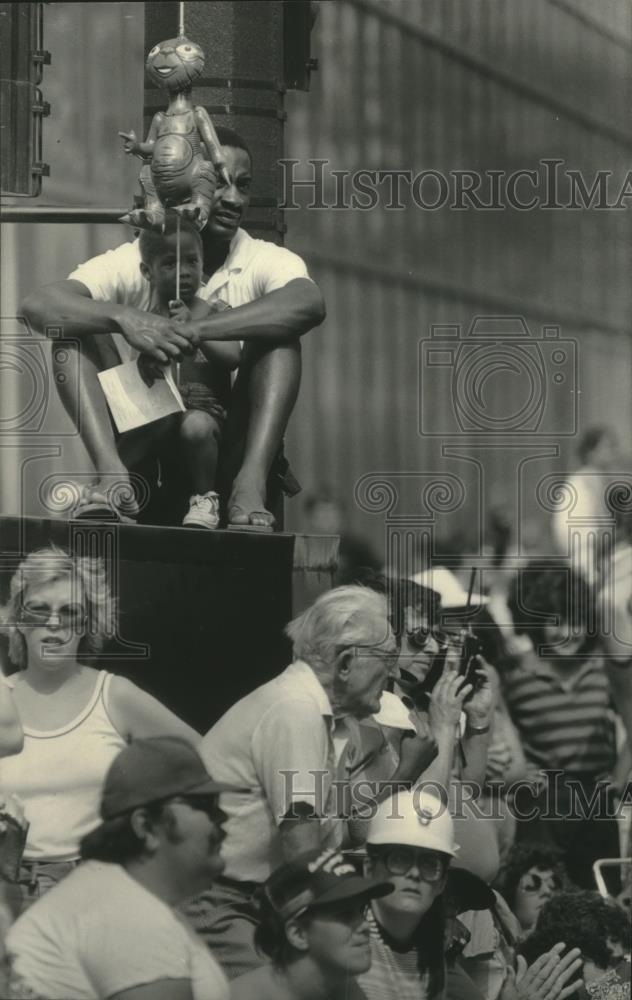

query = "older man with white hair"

[{"left": 183, "top": 585, "right": 400, "bottom": 977}]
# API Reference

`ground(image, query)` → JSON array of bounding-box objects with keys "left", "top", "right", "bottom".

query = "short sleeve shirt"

[
  {"left": 67, "top": 229, "right": 311, "bottom": 362},
  {"left": 199, "top": 660, "right": 343, "bottom": 882},
  {"left": 7, "top": 861, "right": 229, "bottom": 1000}
]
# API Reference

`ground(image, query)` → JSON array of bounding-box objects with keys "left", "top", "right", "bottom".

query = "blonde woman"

[{"left": 1, "top": 544, "right": 199, "bottom": 909}]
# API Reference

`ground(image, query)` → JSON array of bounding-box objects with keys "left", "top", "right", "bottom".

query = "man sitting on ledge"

[{"left": 21, "top": 126, "right": 325, "bottom": 530}]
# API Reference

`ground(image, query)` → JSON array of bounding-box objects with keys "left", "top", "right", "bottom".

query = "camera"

[{"left": 419, "top": 317, "right": 577, "bottom": 436}]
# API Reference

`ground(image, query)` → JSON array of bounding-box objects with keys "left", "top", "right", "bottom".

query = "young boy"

[{"left": 137, "top": 217, "right": 240, "bottom": 528}]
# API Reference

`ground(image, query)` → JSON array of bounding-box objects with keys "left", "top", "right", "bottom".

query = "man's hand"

[
  {"left": 500, "top": 945, "right": 583, "bottom": 1000},
  {"left": 115, "top": 307, "right": 197, "bottom": 363}
]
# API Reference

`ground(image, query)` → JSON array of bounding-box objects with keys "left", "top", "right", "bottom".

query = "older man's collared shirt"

[
  {"left": 68, "top": 228, "right": 311, "bottom": 363},
  {"left": 199, "top": 660, "right": 344, "bottom": 883}
]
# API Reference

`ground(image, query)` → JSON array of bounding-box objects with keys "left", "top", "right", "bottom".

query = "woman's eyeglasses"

[
  {"left": 20, "top": 603, "right": 87, "bottom": 630},
  {"left": 379, "top": 846, "right": 446, "bottom": 882},
  {"left": 518, "top": 871, "right": 560, "bottom": 894}
]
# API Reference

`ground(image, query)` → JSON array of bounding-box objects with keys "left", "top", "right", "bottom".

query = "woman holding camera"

[{"left": 0, "top": 544, "right": 199, "bottom": 909}]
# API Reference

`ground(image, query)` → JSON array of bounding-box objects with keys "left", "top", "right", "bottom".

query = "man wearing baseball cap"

[
  {"left": 231, "top": 847, "right": 394, "bottom": 1000},
  {"left": 6, "top": 737, "right": 243, "bottom": 1000}
]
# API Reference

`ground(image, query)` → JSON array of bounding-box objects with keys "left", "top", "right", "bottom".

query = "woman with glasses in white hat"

[
  {"left": 0, "top": 544, "right": 199, "bottom": 910},
  {"left": 359, "top": 790, "right": 584, "bottom": 1000}
]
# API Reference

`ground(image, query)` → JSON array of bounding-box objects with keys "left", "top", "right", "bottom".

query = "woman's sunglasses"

[
  {"left": 518, "top": 871, "right": 561, "bottom": 894},
  {"left": 20, "top": 603, "right": 87, "bottom": 630},
  {"left": 378, "top": 846, "right": 447, "bottom": 882}
]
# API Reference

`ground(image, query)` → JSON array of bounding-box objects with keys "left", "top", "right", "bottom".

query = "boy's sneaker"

[{"left": 182, "top": 492, "right": 220, "bottom": 530}]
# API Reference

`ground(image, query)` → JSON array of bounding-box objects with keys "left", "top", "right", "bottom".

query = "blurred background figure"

[
  {"left": 302, "top": 491, "right": 381, "bottom": 585},
  {"left": 494, "top": 843, "right": 571, "bottom": 941},
  {"left": 552, "top": 426, "right": 621, "bottom": 587}
]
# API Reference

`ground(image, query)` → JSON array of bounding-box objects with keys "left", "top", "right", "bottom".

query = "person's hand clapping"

[{"left": 500, "top": 944, "right": 583, "bottom": 1000}]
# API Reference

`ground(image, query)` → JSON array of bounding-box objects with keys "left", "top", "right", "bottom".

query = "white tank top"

[{"left": 1, "top": 671, "right": 127, "bottom": 861}]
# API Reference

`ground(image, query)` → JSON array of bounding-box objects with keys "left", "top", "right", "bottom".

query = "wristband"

[{"left": 465, "top": 721, "right": 490, "bottom": 736}]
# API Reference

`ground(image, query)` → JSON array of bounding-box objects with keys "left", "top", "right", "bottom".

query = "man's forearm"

[
  {"left": 189, "top": 279, "right": 325, "bottom": 345},
  {"left": 419, "top": 726, "right": 456, "bottom": 793},
  {"left": 460, "top": 730, "right": 489, "bottom": 790},
  {"left": 21, "top": 282, "right": 128, "bottom": 338}
]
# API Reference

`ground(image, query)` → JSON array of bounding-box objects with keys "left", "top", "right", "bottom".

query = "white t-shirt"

[
  {"left": 7, "top": 861, "right": 229, "bottom": 1000},
  {"left": 67, "top": 228, "right": 311, "bottom": 363}
]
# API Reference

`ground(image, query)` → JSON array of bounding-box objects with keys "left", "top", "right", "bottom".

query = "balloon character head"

[{"left": 146, "top": 37, "right": 205, "bottom": 92}]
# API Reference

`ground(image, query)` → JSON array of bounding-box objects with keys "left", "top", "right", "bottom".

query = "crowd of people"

[
  {"left": 0, "top": 531, "right": 629, "bottom": 999},
  {"left": 3, "top": 127, "right": 629, "bottom": 998}
]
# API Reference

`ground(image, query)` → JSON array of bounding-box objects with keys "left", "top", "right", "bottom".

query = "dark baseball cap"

[
  {"left": 262, "top": 848, "right": 394, "bottom": 921},
  {"left": 100, "top": 736, "right": 246, "bottom": 820}
]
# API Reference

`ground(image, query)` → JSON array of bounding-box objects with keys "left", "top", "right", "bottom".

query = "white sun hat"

[
  {"left": 367, "top": 789, "right": 459, "bottom": 857},
  {"left": 412, "top": 567, "right": 488, "bottom": 610}
]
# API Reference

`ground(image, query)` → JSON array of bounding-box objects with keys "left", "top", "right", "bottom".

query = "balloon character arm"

[
  {"left": 194, "top": 107, "right": 231, "bottom": 187},
  {"left": 118, "top": 113, "right": 163, "bottom": 161}
]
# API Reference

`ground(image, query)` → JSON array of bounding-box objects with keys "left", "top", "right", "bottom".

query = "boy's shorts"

[{"left": 179, "top": 381, "right": 228, "bottom": 423}]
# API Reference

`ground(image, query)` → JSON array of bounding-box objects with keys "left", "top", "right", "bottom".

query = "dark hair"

[
  {"left": 138, "top": 215, "right": 202, "bottom": 265},
  {"left": 215, "top": 125, "right": 252, "bottom": 166},
  {"left": 519, "top": 891, "right": 631, "bottom": 972},
  {"left": 359, "top": 572, "right": 441, "bottom": 638},
  {"left": 495, "top": 842, "right": 569, "bottom": 910},
  {"left": 577, "top": 426, "right": 613, "bottom": 464},
  {"left": 79, "top": 802, "right": 167, "bottom": 864},
  {"left": 508, "top": 560, "right": 596, "bottom": 654},
  {"left": 253, "top": 875, "right": 314, "bottom": 968}
]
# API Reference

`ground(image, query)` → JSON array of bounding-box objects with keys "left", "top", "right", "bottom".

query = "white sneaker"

[{"left": 182, "top": 492, "right": 220, "bottom": 530}]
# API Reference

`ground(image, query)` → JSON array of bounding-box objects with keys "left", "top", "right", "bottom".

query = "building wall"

[
  {"left": 0, "top": 2, "right": 144, "bottom": 515},
  {"left": 283, "top": 0, "right": 632, "bottom": 563}
]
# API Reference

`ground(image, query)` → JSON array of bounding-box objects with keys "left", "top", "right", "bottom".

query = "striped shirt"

[
  {"left": 357, "top": 911, "right": 443, "bottom": 1000},
  {"left": 502, "top": 651, "right": 616, "bottom": 779}
]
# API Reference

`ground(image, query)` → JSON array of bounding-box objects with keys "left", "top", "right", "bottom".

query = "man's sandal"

[
  {"left": 70, "top": 487, "right": 137, "bottom": 525},
  {"left": 227, "top": 505, "right": 274, "bottom": 533}
]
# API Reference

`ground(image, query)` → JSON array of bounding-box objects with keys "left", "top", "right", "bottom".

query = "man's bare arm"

[
  {"left": 21, "top": 280, "right": 196, "bottom": 363},
  {"left": 183, "top": 278, "right": 326, "bottom": 346}
]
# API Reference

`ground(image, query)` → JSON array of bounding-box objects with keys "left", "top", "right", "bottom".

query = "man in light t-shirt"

[
  {"left": 21, "top": 126, "right": 325, "bottom": 530},
  {"left": 6, "top": 736, "right": 242, "bottom": 1000}
]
